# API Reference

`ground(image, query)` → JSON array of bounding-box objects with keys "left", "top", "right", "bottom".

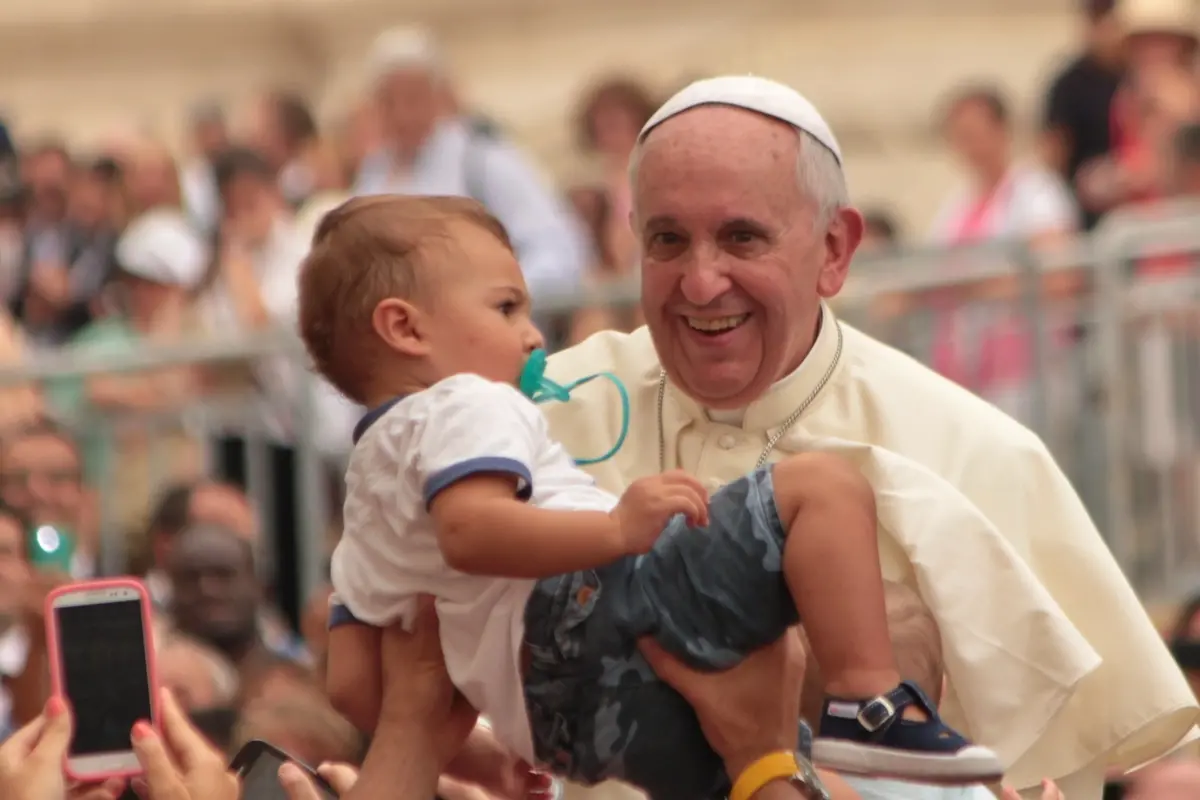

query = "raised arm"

[{"left": 429, "top": 475, "right": 624, "bottom": 577}]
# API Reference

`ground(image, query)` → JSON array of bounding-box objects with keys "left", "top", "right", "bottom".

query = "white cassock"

[{"left": 541, "top": 305, "right": 1199, "bottom": 800}]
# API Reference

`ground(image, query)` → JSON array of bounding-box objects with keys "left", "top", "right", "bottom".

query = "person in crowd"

[
  {"left": 180, "top": 100, "right": 230, "bottom": 234},
  {"left": 564, "top": 184, "right": 643, "bottom": 345},
  {"left": 859, "top": 209, "right": 900, "bottom": 254},
  {"left": 243, "top": 90, "right": 324, "bottom": 209},
  {"left": 156, "top": 633, "right": 240, "bottom": 714},
  {"left": 0, "top": 154, "right": 25, "bottom": 305},
  {"left": 10, "top": 143, "right": 117, "bottom": 348},
  {"left": 0, "top": 502, "right": 30, "bottom": 739},
  {"left": 142, "top": 480, "right": 258, "bottom": 612},
  {"left": 926, "top": 85, "right": 1080, "bottom": 422},
  {"left": 200, "top": 144, "right": 356, "bottom": 629},
  {"left": 1172, "top": 121, "right": 1200, "bottom": 194},
  {"left": 326, "top": 76, "right": 1189, "bottom": 800},
  {"left": 0, "top": 307, "right": 44, "bottom": 435},
  {"left": 1122, "top": 757, "right": 1200, "bottom": 798},
  {"left": 333, "top": 99, "right": 385, "bottom": 189},
  {"left": 1077, "top": 0, "right": 1199, "bottom": 215},
  {"left": 1041, "top": 0, "right": 1125, "bottom": 230},
  {"left": 1120, "top": 0, "right": 1197, "bottom": 74},
  {"left": 41, "top": 203, "right": 206, "bottom": 526},
  {"left": 166, "top": 522, "right": 306, "bottom": 675},
  {"left": 356, "top": 25, "right": 589, "bottom": 302},
  {"left": 121, "top": 138, "right": 186, "bottom": 222},
  {"left": 0, "top": 420, "right": 97, "bottom": 579},
  {"left": 575, "top": 77, "right": 659, "bottom": 272},
  {"left": 932, "top": 86, "right": 1079, "bottom": 245}
]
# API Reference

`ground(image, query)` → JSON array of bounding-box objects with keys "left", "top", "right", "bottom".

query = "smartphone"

[
  {"left": 45, "top": 578, "right": 159, "bottom": 781},
  {"left": 27, "top": 524, "right": 75, "bottom": 573},
  {"left": 231, "top": 739, "right": 337, "bottom": 800}
]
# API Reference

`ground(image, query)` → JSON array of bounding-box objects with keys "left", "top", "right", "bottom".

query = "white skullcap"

[
  {"left": 639, "top": 75, "right": 842, "bottom": 165},
  {"left": 368, "top": 26, "right": 443, "bottom": 79},
  {"left": 116, "top": 209, "right": 208, "bottom": 289}
]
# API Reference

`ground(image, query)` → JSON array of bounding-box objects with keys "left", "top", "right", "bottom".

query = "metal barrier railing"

[{"left": 5, "top": 200, "right": 1200, "bottom": 607}]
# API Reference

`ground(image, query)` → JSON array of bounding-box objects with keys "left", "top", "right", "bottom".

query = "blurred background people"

[{"left": 356, "top": 26, "right": 590, "bottom": 310}]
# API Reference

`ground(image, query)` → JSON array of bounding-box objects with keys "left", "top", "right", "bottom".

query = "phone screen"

[
  {"left": 55, "top": 599, "right": 153, "bottom": 755},
  {"left": 239, "top": 749, "right": 336, "bottom": 800}
]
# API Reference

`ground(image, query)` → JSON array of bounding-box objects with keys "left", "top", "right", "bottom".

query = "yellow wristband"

[{"left": 730, "top": 751, "right": 799, "bottom": 800}]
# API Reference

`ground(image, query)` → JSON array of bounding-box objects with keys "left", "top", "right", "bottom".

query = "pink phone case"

[{"left": 44, "top": 576, "right": 161, "bottom": 782}]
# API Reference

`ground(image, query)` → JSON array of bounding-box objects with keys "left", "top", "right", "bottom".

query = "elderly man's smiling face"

[{"left": 633, "top": 106, "right": 861, "bottom": 409}]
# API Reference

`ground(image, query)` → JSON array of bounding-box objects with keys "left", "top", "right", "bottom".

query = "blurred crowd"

[{"left": 0, "top": 0, "right": 1200, "bottom": 795}]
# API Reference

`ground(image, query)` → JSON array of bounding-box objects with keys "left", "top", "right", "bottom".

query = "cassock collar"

[{"left": 665, "top": 302, "right": 844, "bottom": 432}]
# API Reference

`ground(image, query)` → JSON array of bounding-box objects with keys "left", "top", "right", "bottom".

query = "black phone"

[{"left": 230, "top": 739, "right": 337, "bottom": 800}]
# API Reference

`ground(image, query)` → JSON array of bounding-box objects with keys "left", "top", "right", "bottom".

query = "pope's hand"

[{"left": 611, "top": 471, "right": 709, "bottom": 554}]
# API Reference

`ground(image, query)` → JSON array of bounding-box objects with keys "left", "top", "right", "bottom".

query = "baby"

[{"left": 299, "top": 195, "right": 1003, "bottom": 800}]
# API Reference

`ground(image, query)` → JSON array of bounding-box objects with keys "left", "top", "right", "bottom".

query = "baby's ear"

[{"left": 372, "top": 297, "right": 428, "bottom": 357}]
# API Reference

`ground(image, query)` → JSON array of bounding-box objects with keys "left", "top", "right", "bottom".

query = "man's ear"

[
  {"left": 371, "top": 298, "right": 430, "bottom": 358},
  {"left": 816, "top": 207, "right": 864, "bottom": 299}
]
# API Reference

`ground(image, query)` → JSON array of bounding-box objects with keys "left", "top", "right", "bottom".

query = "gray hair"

[{"left": 629, "top": 126, "right": 848, "bottom": 226}]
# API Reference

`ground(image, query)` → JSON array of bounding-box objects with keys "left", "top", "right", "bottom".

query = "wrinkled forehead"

[{"left": 633, "top": 106, "right": 806, "bottom": 222}]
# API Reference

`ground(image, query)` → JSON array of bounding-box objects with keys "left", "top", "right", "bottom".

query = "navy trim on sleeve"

[
  {"left": 423, "top": 456, "right": 533, "bottom": 508},
  {"left": 328, "top": 603, "right": 368, "bottom": 629}
]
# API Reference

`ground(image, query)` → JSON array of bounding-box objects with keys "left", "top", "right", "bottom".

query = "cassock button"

[{"left": 718, "top": 434, "right": 738, "bottom": 450}]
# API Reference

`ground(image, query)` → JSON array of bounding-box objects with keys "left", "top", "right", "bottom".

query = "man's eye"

[
  {"left": 650, "top": 232, "right": 682, "bottom": 246},
  {"left": 498, "top": 301, "right": 518, "bottom": 315},
  {"left": 729, "top": 230, "right": 758, "bottom": 244}
]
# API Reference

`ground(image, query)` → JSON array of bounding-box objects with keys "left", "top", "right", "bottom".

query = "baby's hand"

[{"left": 611, "top": 470, "right": 709, "bottom": 555}]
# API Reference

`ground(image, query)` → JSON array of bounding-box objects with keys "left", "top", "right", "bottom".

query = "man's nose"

[{"left": 678, "top": 259, "right": 734, "bottom": 307}]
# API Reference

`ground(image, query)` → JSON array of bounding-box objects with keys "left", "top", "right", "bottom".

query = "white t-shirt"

[
  {"left": 331, "top": 373, "right": 618, "bottom": 761},
  {"left": 928, "top": 164, "right": 1079, "bottom": 244}
]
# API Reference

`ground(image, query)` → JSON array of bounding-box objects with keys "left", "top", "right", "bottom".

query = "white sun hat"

[
  {"left": 116, "top": 209, "right": 209, "bottom": 289},
  {"left": 367, "top": 26, "right": 444, "bottom": 80},
  {"left": 639, "top": 75, "right": 842, "bottom": 164}
]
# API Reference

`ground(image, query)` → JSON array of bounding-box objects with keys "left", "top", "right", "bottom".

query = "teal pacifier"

[
  {"left": 518, "top": 348, "right": 570, "bottom": 403},
  {"left": 518, "top": 348, "right": 630, "bottom": 466}
]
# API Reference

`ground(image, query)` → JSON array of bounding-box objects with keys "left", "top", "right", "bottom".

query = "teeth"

[{"left": 687, "top": 314, "right": 749, "bottom": 332}]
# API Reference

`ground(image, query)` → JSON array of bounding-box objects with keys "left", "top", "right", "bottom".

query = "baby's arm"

[
  {"left": 431, "top": 475, "right": 626, "bottom": 577},
  {"left": 432, "top": 469, "right": 710, "bottom": 578}
]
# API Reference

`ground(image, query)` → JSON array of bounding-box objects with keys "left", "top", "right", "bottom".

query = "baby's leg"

[
  {"left": 769, "top": 453, "right": 1002, "bottom": 782},
  {"left": 325, "top": 621, "right": 384, "bottom": 734},
  {"left": 768, "top": 452, "right": 903, "bottom": 704}
]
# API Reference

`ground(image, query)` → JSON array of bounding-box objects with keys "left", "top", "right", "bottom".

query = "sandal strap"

[{"left": 853, "top": 680, "right": 938, "bottom": 740}]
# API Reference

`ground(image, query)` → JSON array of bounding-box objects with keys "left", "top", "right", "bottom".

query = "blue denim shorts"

[{"left": 523, "top": 467, "right": 807, "bottom": 800}]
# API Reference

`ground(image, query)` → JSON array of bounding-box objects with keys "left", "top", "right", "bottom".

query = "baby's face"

[{"left": 421, "top": 225, "right": 546, "bottom": 387}]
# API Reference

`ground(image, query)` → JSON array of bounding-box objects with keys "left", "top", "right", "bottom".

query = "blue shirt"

[{"left": 355, "top": 118, "right": 590, "bottom": 301}]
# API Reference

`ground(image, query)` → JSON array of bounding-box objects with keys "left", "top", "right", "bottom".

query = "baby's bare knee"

[{"left": 772, "top": 452, "right": 875, "bottom": 521}]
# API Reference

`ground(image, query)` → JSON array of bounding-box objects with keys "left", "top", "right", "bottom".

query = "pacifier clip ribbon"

[{"left": 518, "top": 349, "right": 630, "bottom": 466}]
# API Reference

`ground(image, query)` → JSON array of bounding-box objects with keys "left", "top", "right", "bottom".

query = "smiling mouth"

[{"left": 685, "top": 314, "right": 751, "bottom": 336}]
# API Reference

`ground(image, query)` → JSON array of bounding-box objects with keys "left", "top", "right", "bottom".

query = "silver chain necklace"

[{"left": 656, "top": 320, "right": 844, "bottom": 472}]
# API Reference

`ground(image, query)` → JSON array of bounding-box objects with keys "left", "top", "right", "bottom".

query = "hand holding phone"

[
  {"left": 45, "top": 578, "right": 159, "bottom": 782},
  {"left": 231, "top": 740, "right": 338, "bottom": 800}
]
